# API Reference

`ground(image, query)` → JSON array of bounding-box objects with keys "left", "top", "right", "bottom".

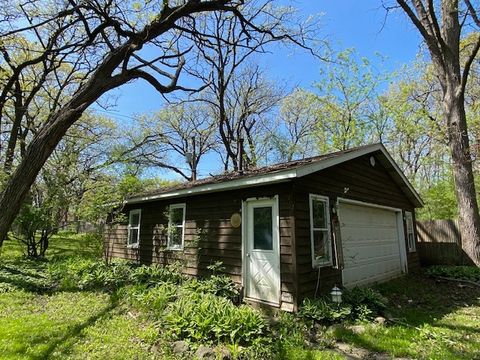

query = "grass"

[
  {"left": 1, "top": 234, "right": 480, "bottom": 359},
  {"left": 0, "top": 234, "right": 159, "bottom": 360},
  {"left": 333, "top": 275, "right": 480, "bottom": 359}
]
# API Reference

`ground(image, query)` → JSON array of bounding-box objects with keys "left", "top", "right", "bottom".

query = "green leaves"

[
  {"left": 313, "top": 48, "right": 391, "bottom": 152},
  {"left": 164, "top": 291, "right": 265, "bottom": 345},
  {"left": 299, "top": 287, "right": 387, "bottom": 325},
  {"left": 426, "top": 265, "right": 480, "bottom": 282}
]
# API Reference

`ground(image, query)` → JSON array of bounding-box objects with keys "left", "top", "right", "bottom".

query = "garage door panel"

[
  {"left": 343, "top": 257, "right": 401, "bottom": 286},
  {"left": 339, "top": 202, "right": 402, "bottom": 288},
  {"left": 344, "top": 248, "right": 399, "bottom": 263}
]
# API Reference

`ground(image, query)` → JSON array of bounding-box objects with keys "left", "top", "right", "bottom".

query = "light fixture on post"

[{"left": 331, "top": 285, "right": 342, "bottom": 304}]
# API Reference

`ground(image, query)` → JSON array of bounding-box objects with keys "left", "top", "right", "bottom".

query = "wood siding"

[
  {"left": 416, "top": 219, "right": 474, "bottom": 265},
  {"left": 105, "top": 151, "right": 421, "bottom": 311},
  {"left": 293, "top": 152, "right": 420, "bottom": 302},
  {"left": 104, "top": 182, "right": 297, "bottom": 311}
]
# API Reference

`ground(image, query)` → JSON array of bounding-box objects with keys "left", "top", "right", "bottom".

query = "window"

[
  {"left": 127, "top": 209, "right": 141, "bottom": 248},
  {"left": 253, "top": 206, "right": 273, "bottom": 250},
  {"left": 167, "top": 204, "right": 186, "bottom": 250},
  {"left": 309, "top": 194, "right": 331, "bottom": 267},
  {"left": 405, "top": 211, "right": 416, "bottom": 252}
]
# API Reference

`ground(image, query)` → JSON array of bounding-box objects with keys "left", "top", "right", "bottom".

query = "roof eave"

[
  {"left": 125, "top": 170, "right": 297, "bottom": 204},
  {"left": 125, "top": 143, "right": 424, "bottom": 208}
]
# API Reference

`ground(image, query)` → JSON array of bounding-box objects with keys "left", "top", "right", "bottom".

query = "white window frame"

[
  {"left": 127, "top": 209, "right": 141, "bottom": 248},
  {"left": 405, "top": 211, "right": 416, "bottom": 252},
  {"left": 309, "top": 194, "right": 332, "bottom": 267},
  {"left": 167, "top": 203, "right": 186, "bottom": 251}
]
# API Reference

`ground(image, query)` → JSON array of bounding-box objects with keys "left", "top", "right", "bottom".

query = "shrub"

[
  {"left": 81, "top": 232, "right": 104, "bottom": 257},
  {"left": 425, "top": 265, "right": 480, "bottom": 282},
  {"left": 342, "top": 287, "right": 387, "bottom": 320},
  {"left": 298, "top": 287, "right": 387, "bottom": 324},
  {"left": 48, "top": 257, "right": 185, "bottom": 291},
  {"left": 48, "top": 257, "right": 136, "bottom": 290},
  {"left": 164, "top": 291, "right": 266, "bottom": 345},
  {"left": 183, "top": 275, "right": 239, "bottom": 302},
  {"left": 120, "top": 283, "right": 177, "bottom": 313},
  {"left": 298, "top": 298, "right": 352, "bottom": 324}
]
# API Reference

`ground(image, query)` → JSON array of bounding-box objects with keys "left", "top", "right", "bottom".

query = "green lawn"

[
  {"left": 0, "top": 235, "right": 160, "bottom": 360},
  {"left": 335, "top": 275, "right": 480, "bottom": 359},
  {"left": 1, "top": 234, "right": 479, "bottom": 359}
]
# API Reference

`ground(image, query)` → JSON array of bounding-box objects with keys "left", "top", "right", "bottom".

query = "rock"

[
  {"left": 219, "top": 347, "right": 232, "bottom": 360},
  {"left": 348, "top": 324, "right": 366, "bottom": 334},
  {"left": 172, "top": 341, "right": 189, "bottom": 355},
  {"left": 372, "top": 353, "right": 391, "bottom": 360},
  {"left": 304, "top": 339, "right": 317, "bottom": 349},
  {"left": 326, "top": 324, "right": 344, "bottom": 335},
  {"left": 374, "top": 316, "right": 386, "bottom": 325},
  {"left": 150, "top": 344, "right": 161, "bottom": 355},
  {"left": 334, "top": 341, "right": 370, "bottom": 358},
  {"left": 195, "top": 345, "right": 215, "bottom": 359},
  {"left": 383, "top": 310, "right": 394, "bottom": 321}
]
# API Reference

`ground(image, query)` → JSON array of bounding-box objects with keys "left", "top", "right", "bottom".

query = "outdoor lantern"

[{"left": 331, "top": 286, "right": 342, "bottom": 304}]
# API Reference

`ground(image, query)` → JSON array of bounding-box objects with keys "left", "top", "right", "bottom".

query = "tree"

[
  {"left": 9, "top": 113, "right": 116, "bottom": 256},
  {"left": 0, "top": 0, "right": 315, "bottom": 245},
  {"left": 114, "top": 103, "right": 217, "bottom": 181},
  {"left": 208, "top": 65, "right": 282, "bottom": 170},
  {"left": 186, "top": 7, "right": 316, "bottom": 171},
  {"left": 381, "top": 61, "right": 449, "bottom": 185},
  {"left": 269, "top": 88, "right": 319, "bottom": 162},
  {"left": 388, "top": 0, "right": 480, "bottom": 264},
  {"left": 313, "top": 49, "right": 390, "bottom": 152}
]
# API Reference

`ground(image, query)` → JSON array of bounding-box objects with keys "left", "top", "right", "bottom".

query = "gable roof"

[{"left": 126, "top": 143, "right": 423, "bottom": 207}]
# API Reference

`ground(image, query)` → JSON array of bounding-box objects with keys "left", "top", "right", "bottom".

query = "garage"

[{"left": 338, "top": 200, "right": 406, "bottom": 287}]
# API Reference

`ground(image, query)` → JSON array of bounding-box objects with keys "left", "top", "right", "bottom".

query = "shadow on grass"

[
  {"left": 333, "top": 273, "right": 480, "bottom": 359},
  {"left": 0, "top": 235, "right": 102, "bottom": 294},
  {"left": 29, "top": 295, "right": 119, "bottom": 360},
  {"left": 0, "top": 258, "right": 53, "bottom": 293}
]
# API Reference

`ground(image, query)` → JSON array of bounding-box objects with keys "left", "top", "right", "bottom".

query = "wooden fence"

[{"left": 416, "top": 219, "right": 473, "bottom": 265}]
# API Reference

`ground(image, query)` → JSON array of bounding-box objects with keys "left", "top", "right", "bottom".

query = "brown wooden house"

[{"left": 105, "top": 143, "right": 423, "bottom": 311}]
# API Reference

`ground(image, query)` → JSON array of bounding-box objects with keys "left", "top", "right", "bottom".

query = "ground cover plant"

[
  {"left": 333, "top": 275, "right": 480, "bottom": 359},
  {"left": 425, "top": 265, "right": 480, "bottom": 282},
  {"left": 0, "top": 234, "right": 340, "bottom": 359},
  {"left": 2, "top": 233, "right": 480, "bottom": 359}
]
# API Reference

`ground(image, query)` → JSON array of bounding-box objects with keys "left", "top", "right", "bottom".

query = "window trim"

[
  {"left": 405, "top": 211, "right": 416, "bottom": 252},
  {"left": 127, "top": 209, "right": 141, "bottom": 248},
  {"left": 167, "top": 203, "right": 186, "bottom": 251},
  {"left": 309, "top": 194, "right": 332, "bottom": 268}
]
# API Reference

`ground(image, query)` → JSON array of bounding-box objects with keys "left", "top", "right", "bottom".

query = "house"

[{"left": 105, "top": 143, "right": 422, "bottom": 312}]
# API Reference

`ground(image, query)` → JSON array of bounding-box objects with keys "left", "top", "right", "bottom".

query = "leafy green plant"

[
  {"left": 425, "top": 265, "right": 480, "bottom": 282},
  {"left": 342, "top": 287, "right": 387, "bottom": 320},
  {"left": 164, "top": 291, "right": 266, "bottom": 345},
  {"left": 130, "top": 263, "right": 185, "bottom": 286},
  {"left": 299, "top": 298, "right": 352, "bottom": 324},
  {"left": 119, "top": 283, "right": 177, "bottom": 313},
  {"left": 47, "top": 257, "right": 185, "bottom": 291},
  {"left": 184, "top": 275, "right": 239, "bottom": 302},
  {"left": 299, "top": 287, "right": 386, "bottom": 325}
]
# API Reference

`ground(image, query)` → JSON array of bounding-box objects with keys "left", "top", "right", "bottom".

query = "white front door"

[{"left": 244, "top": 197, "right": 280, "bottom": 305}]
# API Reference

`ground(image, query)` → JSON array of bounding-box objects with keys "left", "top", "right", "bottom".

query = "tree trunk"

[
  {"left": 0, "top": 107, "right": 83, "bottom": 245},
  {"left": 446, "top": 93, "right": 480, "bottom": 265}
]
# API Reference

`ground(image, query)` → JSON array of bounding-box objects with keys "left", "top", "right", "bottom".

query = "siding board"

[
  {"left": 105, "top": 151, "right": 420, "bottom": 312},
  {"left": 293, "top": 152, "right": 420, "bottom": 302},
  {"left": 105, "top": 182, "right": 296, "bottom": 310}
]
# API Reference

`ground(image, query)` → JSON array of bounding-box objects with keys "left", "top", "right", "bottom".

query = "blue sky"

[{"left": 99, "top": 1, "right": 424, "bottom": 179}]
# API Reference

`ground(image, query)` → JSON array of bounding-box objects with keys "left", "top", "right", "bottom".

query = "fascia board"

[{"left": 125, "top": 170, "right": 297, "bottom": 204}]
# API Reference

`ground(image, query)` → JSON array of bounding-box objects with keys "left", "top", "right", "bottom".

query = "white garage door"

[{"left": 339, "top": 201, "right": 403, "bottom": 287}]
